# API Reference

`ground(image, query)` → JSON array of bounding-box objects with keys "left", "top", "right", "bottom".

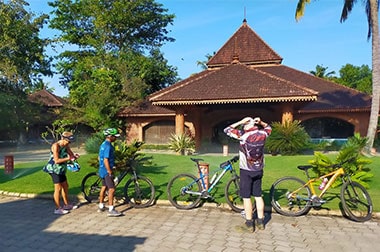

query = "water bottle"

[
  {"left": 319, "top": 178, "right": 328, "bottom": 190},
  {"left": 114, "top": 176, "right": 119, "bottom": 185}
]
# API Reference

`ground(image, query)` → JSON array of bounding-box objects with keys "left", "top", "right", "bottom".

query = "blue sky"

[{"left": 27, "top": 0, "right": 373, "bottom": 96}]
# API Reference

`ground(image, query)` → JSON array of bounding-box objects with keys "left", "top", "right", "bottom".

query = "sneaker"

[
  {"left": 235, "top": 220, "right": 254, "bottom": 233},
  {"left": 107, "top": 209, "right": 122, "bottom": 217},
  {"left": 54, "top": 208, "right": 69, "bottom": 215},
  {"left": 97, "top": 206, "right": 106, "bottom": 212},
  {"left": 256, "top": 219, "right": 265, "bottom": 230},
  {"left": 63, "top": 204, "right": 78, "bottom": 211}
]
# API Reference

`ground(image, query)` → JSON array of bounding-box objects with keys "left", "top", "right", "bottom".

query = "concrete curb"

[{"left": 1, "top": 189, "right": 379, "bottom": 220}]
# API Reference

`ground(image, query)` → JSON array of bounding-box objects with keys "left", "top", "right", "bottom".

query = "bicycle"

[
  {"left": 270, "top": 158, "right": 373, "bottom": 222},
  {"left": 167, "top": 155, "right": 243, "bottom": 212},
  {"left": 81, "top": 164, "right": 155, "bottom": 208}
]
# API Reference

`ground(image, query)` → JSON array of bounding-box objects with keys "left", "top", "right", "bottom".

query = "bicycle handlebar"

[{"left": 219, "top": 155, "right": 239, "bottom": 168}]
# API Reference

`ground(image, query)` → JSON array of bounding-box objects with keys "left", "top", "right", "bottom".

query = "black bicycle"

[
  {"left": 81, "top": 164, "right": 155, "bottom": 208},
  {"left": 167, "top": 156, "right": 243, "bottom": 212}
]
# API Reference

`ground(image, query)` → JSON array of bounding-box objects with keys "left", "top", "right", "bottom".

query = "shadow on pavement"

[{"left": 0, "top": 197, "right": 146, "bottom": 251}]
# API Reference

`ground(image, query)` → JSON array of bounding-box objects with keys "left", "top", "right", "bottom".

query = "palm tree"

[
  {"left": 196, "top": 53, "right": 215, "bottom": 70},
  {"left": 310, "top": 64, "right": 336, "bottom": 78},
  {"left": 296, "top": 0, "right": 379, "bottom": 154}
]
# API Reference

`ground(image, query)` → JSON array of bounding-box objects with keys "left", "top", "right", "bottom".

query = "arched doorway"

[{"left": 301, "top": 117, "right": 354, "bottom": 139}]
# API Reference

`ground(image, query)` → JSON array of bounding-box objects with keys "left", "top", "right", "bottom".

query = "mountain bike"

[
  {"left": 270, "top": 158, "right": 373, "bottom": 222},
  {"left": 167, "top": 155, "right": 243, "bottom": 212},
  {"left": 81, "top": 164, "right": 155, "bottom": 208}
]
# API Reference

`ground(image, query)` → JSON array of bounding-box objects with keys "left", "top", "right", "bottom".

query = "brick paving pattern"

[{"left": 0, "top": 195, "right": 379, "bottom": 252}]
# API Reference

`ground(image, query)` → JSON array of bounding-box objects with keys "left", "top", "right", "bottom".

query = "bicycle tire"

[
  {"left": 167, "top": 173, "right": 202, "bottom": 209},
  {"left": 81, "top": 172, "right": 102, "bottom": 203},
  {"left": 340, "top": 181, "right": 373, "bottom": 222},
  {"left": 124, "top": 175, "right": 155, "bottom": 208},
  {"left": 270, "top": 176, "right": 312, "bottom": 216},
  {"left": 225, "top": 177, "right": 244, "bottom": 212}
]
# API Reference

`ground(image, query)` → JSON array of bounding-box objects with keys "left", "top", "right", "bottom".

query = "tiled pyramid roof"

[
  {"left": 207, "top": 19, "right": 283, "bottom": 68},
  {"left": 124, "top": 19, "right": 371, "bottom": 115}
]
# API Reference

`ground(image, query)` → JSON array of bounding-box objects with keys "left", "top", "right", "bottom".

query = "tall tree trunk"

[{"left": 365, "top": 0, "right": 380, "bottom": 153}]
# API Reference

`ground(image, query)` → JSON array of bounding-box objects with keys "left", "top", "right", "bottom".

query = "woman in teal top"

[{"left": 45, "top": 131, "right": 80, "bottom": 215}]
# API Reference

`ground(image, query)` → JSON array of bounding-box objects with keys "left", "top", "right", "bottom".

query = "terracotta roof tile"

[
  {"left": 118, "top": 100, "right": 175, "bottom": 117},
  {"left": 28, "top": 89, "right": 66, "bottom": 107},
  {"left": 149, "top": 63, "right": 317, "bottom": 105},
  {"left": 257, "top": 65, "right": 371, "bottom": 112},
  {"left": 207, "top": 20, "right": 282, "bottom": 67}
]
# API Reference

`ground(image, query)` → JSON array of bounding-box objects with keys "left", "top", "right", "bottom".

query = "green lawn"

[{"left": 1, "top": 153, "right": 379, "bottom": 212}]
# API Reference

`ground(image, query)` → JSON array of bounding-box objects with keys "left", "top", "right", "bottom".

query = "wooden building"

[{"left": 119, "top": 20, "right": 371, "bottom": 152}]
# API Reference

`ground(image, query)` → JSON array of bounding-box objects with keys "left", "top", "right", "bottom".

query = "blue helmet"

[{"left": 67, "top": 162, "right": 80, "bottom": 172}]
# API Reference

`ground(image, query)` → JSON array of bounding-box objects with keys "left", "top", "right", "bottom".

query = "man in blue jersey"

[{"left": 98, "top": 128, "right": 122, "bottom": 217}]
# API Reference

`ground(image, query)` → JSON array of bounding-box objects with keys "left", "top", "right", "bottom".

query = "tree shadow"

[{"left": 0, "top": 197, "right": 146, "bottom": 250}]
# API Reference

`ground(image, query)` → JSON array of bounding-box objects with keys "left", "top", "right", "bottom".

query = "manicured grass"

[{"left": 1, "top": 153, "right": 379, "bottom": 212}]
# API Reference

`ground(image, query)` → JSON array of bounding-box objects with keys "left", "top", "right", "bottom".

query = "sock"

[
  {"left": 99, "top": 203, "right": 104, "bottom": 208},
  {"left": 108, "top": 205, "right": 114, "bottom": 211}
]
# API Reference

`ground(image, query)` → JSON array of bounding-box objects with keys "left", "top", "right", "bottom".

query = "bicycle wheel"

[
  {"left": 81, "top": 172, "right": 101, "bottom": 203},
  {"left": 124, "top": 175, "right": 155, "bottom": 208},
  {"left": 270, "top": 176, "right": 312, "bottom": 216},
  {"left": 167, "top": 173, "right": 202, "bottom": 209},
  {"left": 225, "top": 177, "right": 244, "bottom": 212},
  {"left": 340, "top": 181, "right": 373, "bottom": 222}
]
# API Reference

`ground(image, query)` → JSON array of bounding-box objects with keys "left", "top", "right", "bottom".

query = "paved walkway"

[
  {"left": 0, "top": 145, "right": 86, "bottom": 166},
  {"left": 0, "top": 195, "right": 379, "bottom": 252},
  {"left": 1, "top": 146, "right": 380, "bottom": 251}
]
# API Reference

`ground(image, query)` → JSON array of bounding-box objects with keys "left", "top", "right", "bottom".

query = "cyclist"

[
  {"left": 224, "top": 117, "right": 271, "bottom": 232},
  {"left": 43, "top": 131, "right": 80, "bottom": 215},
  {"left": 98, "top": 128, "right": 122, "bottom": 217}
]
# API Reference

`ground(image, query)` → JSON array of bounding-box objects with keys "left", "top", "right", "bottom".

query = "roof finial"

[{"left": 243, "top": 7, "right": 247, "bottom": 23}]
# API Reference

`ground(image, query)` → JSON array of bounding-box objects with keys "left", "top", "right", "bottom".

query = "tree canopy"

[
  {"left": 48, "top": 0, "right": 178, "bottom": 130},
  {"left": 0, "top": 0, "right": 52, "bottom": 140},
  {"left": 0, "top": 0, "right": 52, "bottom": 91}
]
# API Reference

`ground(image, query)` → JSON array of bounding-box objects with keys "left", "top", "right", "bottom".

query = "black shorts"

[
  {"left": 239, "top": 169, "right": 263, "bottom": 198},
  {"left": 49, "top": 173, "right": 67, "bottom": 184},
  {"left": 101, "top": 174, "right": 115, "bottom": 189}
]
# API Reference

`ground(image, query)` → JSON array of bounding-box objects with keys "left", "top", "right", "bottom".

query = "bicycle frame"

[
  {"left": 307, "top": 168, "right": 346, "bottom": 198},
  {"left": 199, "top": 161, "right": 236, "bottom": 194},
  {"left": 183, "top": 158, "right": 238, "bottom": 197}
]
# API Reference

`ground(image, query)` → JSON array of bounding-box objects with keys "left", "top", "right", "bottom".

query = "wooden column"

[{"left": 175, "top": 110, "right": 185, "bottom": 135}]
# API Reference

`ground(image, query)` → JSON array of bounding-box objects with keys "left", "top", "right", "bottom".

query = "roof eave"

[{"left": 152, "top": 96, "right": 317, "bottom": 106}]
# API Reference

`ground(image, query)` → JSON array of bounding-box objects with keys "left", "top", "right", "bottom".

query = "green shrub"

[
  {"left": 309, "top": 133, "right": 373, "bottom": 188},
  {"left": 84, "top": 132, "right": 104, "bottom": 154},
  {"left": 169, "top": 133, "right": 195, "bottom": 155},
  {"left": 265, "top": 120, "right": 311, "bottom": 155}
]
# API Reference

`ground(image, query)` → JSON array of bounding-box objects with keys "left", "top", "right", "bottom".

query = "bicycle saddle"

[{"left": 297, "top": 165, "right": 313, "bottom": 171}]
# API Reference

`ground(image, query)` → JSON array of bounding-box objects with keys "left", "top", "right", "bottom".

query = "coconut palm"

[
  {"left": 310, "top": 64, "right": 336, "bottom": 78},
  {"left": 295, "top": 0, "right": 379, "bottom": 154}
]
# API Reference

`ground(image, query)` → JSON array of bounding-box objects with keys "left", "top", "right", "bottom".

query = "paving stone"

[{"left": 0, "top": 195, "right": 379, "bottom": 252}]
